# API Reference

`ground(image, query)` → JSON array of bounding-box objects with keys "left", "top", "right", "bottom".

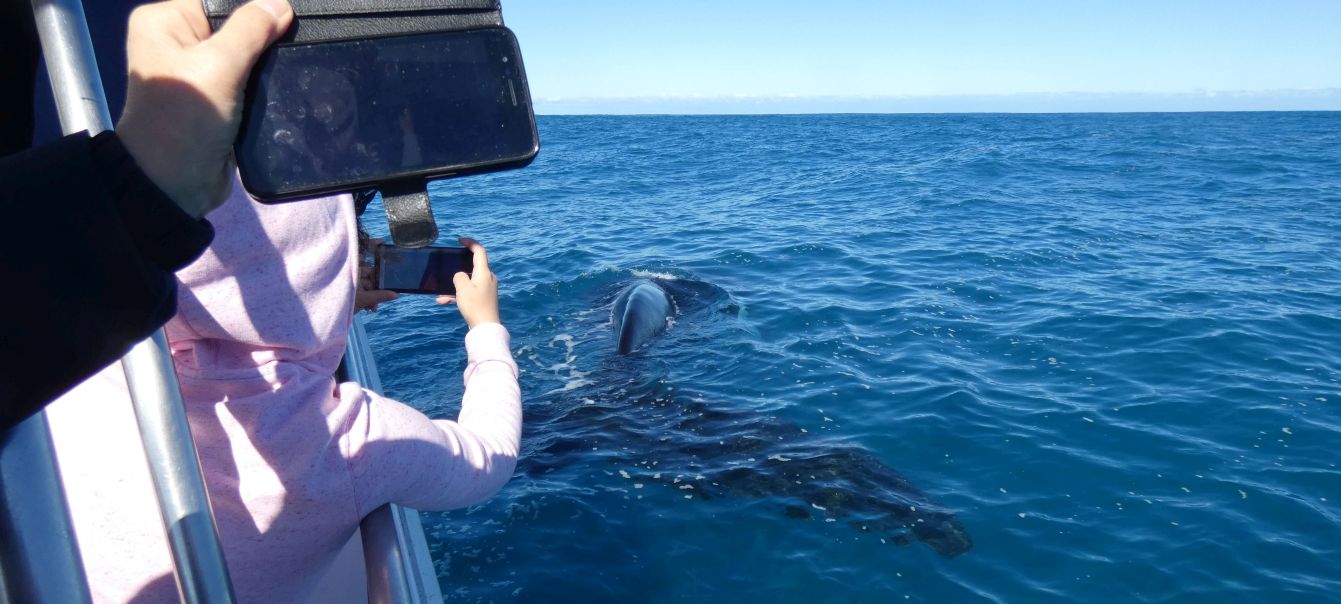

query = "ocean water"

[{"left": 357, "top": 113, "right": 1341, "bottom": 603}]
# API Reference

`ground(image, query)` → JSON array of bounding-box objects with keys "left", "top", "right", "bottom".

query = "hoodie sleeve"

[{"left": 346, "top": 322, "right": 522, "bottom": 514}]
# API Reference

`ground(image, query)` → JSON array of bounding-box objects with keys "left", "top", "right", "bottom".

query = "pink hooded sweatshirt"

[{"left": 46, "top": 184, "right": 521, "bottom": 602}]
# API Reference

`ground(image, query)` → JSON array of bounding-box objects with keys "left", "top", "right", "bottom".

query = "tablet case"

[
  {"left": 203, "top": 0, "right": 503, "bottom": 45},
  {"left": 203, "top": 0, "right": 510, "bottom": 247}
]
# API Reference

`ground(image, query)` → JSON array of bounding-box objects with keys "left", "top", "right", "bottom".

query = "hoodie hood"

[{"left": 165, "top": 181, "right": 358, "bottom": 382}]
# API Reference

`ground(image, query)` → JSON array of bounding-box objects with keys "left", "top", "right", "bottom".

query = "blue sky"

[{"left": 502, "top": 0, "right": 1341, "bottom": 113}]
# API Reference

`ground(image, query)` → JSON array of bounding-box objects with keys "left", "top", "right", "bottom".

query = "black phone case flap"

[{"left": 203, "top": 0, "right": 502, "bottom": 44}]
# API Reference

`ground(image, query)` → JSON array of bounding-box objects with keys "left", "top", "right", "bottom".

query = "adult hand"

[
  {"left": 116, "top": 0, "right": 294, "bottom": 218},
  {"left": 437, "top": 237, "right": 501, "bottom": 329}
]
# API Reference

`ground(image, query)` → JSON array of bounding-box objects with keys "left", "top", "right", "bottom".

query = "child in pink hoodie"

[{"left": 47, "top": 181, "right": 521, "bottom": 602}]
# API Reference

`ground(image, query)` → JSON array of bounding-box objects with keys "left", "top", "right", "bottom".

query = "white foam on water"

[
  {"left": 542, "top": 333, "right": 594, "bottom": 394},
  {"left": 631, "top": 269, "right": 680, "bottom": 281},
  {"left": 544, "top": 379, "right": 594, "bottom": 396}
]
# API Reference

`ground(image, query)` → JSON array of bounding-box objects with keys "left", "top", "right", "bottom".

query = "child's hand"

[
  {"left": 355, "top": 239, "right": 397, "bottom": 313},
  {"left": 437, "top": 237, "right": 500, "bottom": 328},
  {"left": 355, "top": 265, "right": 398, "bottom": 313}
]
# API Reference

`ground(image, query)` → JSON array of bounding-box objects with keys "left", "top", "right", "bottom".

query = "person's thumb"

[
  {"left": 201, "top": 0, "right": 293, "bottom": 87},
  {"left": 453, "top": 272, "right": 471, "bottom": 294}
]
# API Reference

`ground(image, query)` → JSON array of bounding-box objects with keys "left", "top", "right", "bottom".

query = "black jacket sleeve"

[{"left": 0, "top": 130, "right": 214, "bottom": 431}]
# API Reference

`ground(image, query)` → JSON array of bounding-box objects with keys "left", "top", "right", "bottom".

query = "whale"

[
  {"left": 528, "top": 384, "right": 974, "bottom": 558},
  {"left": 521, "top": 276, "right": 974, "bottom": 558},
  {"left": 612, "top": 279, "right": 674, "bottom": 354}
]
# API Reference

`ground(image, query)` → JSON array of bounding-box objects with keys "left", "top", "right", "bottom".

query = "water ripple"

[{"left": 361, "top": 113, "right": 1341, "bottom": 603}]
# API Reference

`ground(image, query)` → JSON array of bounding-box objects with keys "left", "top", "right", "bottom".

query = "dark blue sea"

[{"left": 358, "top": 113, "right": 1341, "bottom": 603}]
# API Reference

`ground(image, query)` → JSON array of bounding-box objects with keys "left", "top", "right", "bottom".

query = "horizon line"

[
  {"left": 534, "top": 109, "right": 1341, "bottom": 117},
  {"left": 532, "top": 89, "right": 1341, "bottom": 115},
  {"left": 535, "top": 88, "right": 1341, "bottom": 103}
]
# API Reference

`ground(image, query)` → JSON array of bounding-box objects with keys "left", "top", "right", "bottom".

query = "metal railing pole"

[
  {"left": 31, "top": 1, "right": 236, "bottom": 602},
  {"left": 29, "top": 0, "right": 109, "bottom": 136},
  {"left": 346, "top": 315, "right": 444, "bottom": 604},
  {"left": 0, "top": 414, "right": 93, "bottom": 603},
  {"left": 120, "top": 335, "right": 237, "bottom": 604}
]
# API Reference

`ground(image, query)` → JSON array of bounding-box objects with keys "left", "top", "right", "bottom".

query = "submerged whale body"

[
  {"left": 528, "top": 380, "right": 975, "bottom": 558},
  {"left": 612, "top": 280, "right": 674, "bottom": 354},
  {"left": 524, "top": 275, "right": 975, "bottom": 558}
]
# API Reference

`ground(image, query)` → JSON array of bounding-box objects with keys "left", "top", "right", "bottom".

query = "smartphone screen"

[
  {"left": 376, "top": 245, "right": 474, "bottom": 295},
  {"left": 236, "top": 27, "right": 539, "bottom": 201}
]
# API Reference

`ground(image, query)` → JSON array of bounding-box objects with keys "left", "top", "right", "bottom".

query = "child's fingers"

[
  {"left": 458, "top": 237, "right": 491, "bottom": 278},
  {"left": 453, "top": 271, "right": 471, "bottom": 293}
]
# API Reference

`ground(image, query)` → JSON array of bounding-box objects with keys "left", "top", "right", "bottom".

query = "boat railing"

[
  {"left": 345, "top": 316, "right": 444, "bottom": 604},
  {"left": 0, "top": 412, "right": 92, "bottom": 603},
  {"left": 0, "top": 2, "right": 441, "bottom": 602}
]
